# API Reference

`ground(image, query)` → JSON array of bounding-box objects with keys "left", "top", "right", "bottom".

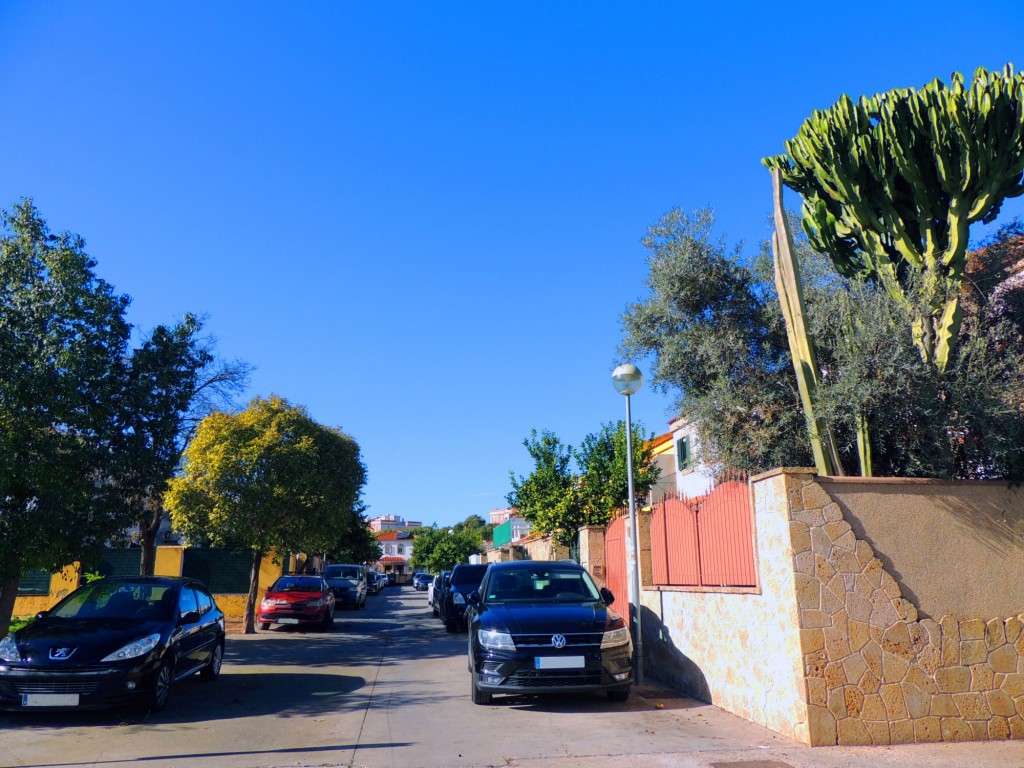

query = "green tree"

[
  {"left": 409, "top": 527, "right": 480, "bottom": 573},
  {"left": 576, "top": 420, "right": 659, "bottom": 525},
  {"left": 619, "top": 207, "right": 812, "bottom": 473},
  {"left": 113, "top": 315, "right": 252, "bottom": 576},
  {"left": 0, "top": 200, "right": 133, "bottom": 636},
  {"left": 326, "top": 502, "right": 380, "bottom": 564},
  {"left": 764, "top": 65, "right": 1024, "bottom": 371},
  {"left": 165, "top": 395, "right": 367, "bottom": 633},
  {"left": 507, "top": 430, "right": 580, "bottom": 547},
  {"left": 452, "top": 514, "right": 494, "bottom": 545}
]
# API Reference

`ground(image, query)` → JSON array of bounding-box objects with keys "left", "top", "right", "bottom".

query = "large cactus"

[
  {"left": 764, "top": 65, "right": 1024, "bottom": 371},
  {"left": 771, "top": 170, "right": 844, "bottom": 476}
]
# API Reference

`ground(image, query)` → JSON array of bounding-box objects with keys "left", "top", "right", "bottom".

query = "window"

[
  {"left": 676, "top": 435, "right": 692, "bottom": 472},
  {"left": 397, "top": 545, "right": 404, "bottom": 555}
]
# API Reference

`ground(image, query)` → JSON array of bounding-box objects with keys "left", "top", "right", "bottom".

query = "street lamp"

[{"left": 611, "top": 363, "right": 644, "bottom": 685}]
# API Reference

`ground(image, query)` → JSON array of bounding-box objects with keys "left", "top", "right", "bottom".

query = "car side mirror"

[
  {"left": 468, "top": 591, "right": 480, "bottom": 605},
  {"left": 600, "top": 587, "right": 615, "bottom": 606},
  {"left": 35, "top": 610, "right": 48, "bottom": 620},
  {"left": 179, "top": 610, "right": 201, "bottom": 625}
]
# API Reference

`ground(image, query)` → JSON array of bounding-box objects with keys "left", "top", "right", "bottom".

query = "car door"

[{"left": 173, "top": 585, "right": 206, "bottom": 677}]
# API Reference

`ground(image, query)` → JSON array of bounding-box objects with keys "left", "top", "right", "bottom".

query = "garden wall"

[{"left": 641, "top": 468, "right": 1024, "bottom": 746}]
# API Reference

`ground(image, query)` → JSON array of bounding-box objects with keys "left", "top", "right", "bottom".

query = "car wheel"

[
  {"left": 259, "top": 622, "right": 271, "bottom": 631},
  {"left": 445, "top": 621, "right": 457, "bottom": 633},
  {"left": 470, "top": 673, "right": 492, "bottom": 705},
  {"left": 200, "top": 642, "right": 224, "bottom": 681},
  {"left": 607, "top": 688, "right": 630, "bottom": 703},
  {"left": 146, "top": 660, "right": 173, "bottom": 712}
]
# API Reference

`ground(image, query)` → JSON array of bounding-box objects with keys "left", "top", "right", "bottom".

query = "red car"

[{"left": 257, "top": 575, "right": 335, "bottom": 631}]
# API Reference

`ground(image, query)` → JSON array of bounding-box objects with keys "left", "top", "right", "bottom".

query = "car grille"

[
  {"left": 506, "top": 669, "right": 604, "bottom": 688},
  {"left": 511, "top": 632, "right": 602, "bottom": 648},
  {"left": 10, "top": 679, "right": 103, "bottom": 695}
]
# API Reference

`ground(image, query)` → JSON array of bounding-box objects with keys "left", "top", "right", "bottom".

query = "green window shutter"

[{"left": 676, "top": 436, "right": 691, "bottom": 471}]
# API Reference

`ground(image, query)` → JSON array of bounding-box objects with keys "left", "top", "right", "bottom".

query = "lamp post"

[{"left": 611, "top": 363, "right": 644, "bottom": 685}]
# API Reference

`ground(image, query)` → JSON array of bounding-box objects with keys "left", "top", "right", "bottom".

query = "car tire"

[
  {"left": 259, "top": 622, "right": 271, "bottom": 631},
  {"left": 445, "top": 621, "right": 457, "bottom": 633},
  {"left": 607, "top": 688, "right": 630, "bottom": 703},
  {"left": 470, "top": 673, "right": 492, "bottom": 705},
  {"left": 200, "top": 642, "right": 223, "bottom": 681},
  {"left": 146, "top": 660, "right": 173, "bottom": 712},
  {"left": 322, "top": 609, "right": 334, "bottom": 630}
]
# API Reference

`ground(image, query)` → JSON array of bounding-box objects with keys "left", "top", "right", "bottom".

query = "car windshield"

[
  {"left": 484, "top": 566, "right": 600, "bottom": 603},
  {"left": 271, "top": 577, "right": 323, "bottom": 592},
  {"left": 324, "top": 566, "right": 361, "bottom": 579},
  {"left": 49, "top": 581, "right": 177, "bottom": 620}
]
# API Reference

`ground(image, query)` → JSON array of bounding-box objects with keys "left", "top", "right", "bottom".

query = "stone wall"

[{"left": 786, "top": 470, "right": 1024, "bottom": 745}]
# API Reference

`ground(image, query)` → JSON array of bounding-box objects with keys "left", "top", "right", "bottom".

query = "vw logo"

[
  {"left": 49, "top": 647, "right": 76, "bottom": 660},
  {"left": 551, "top": 634, "right": 567, "bottom": 648}
]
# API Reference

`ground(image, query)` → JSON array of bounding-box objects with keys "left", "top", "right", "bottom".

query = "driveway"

[{"left": 2, "top": 587, "right": 1023, "bottom": 768}]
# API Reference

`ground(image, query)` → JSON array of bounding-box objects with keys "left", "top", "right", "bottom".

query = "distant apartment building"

[
  {"left": 368, "top": 515, "right": 422, "bottom": 532},
  {"left": 489, "top": 507, "right": 517, "bottom": 525},
  {"left": 492, "top": 516, "right": 531, "bottom": 547}
]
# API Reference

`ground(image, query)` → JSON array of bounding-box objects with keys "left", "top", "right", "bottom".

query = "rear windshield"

[
  {"left": 324, "top": 565, "right": 362, "bottom": 580},
  {"left": 271, "top": 577, "right": 323, "bottom": 592},
  {"left": 451, "top": 565, "right": 489, "bottom": 585}
]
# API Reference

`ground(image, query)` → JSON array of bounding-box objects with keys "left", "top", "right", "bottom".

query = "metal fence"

[
  {"left": 182, "top": 548, "right": 253, "bottom": 594},
  {"left": 604, "top": 514, "right": 627, "bottom": 611},
  {"left": 650, "top": 471, "right": 756, "bottom": 588}
]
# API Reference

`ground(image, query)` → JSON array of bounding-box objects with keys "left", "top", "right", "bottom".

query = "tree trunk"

[
  {"left": 243, "top": 550, "right": 265, "bottom": 635},
  {"left": 0, "top": 575, "right": 23, "bottom": 638},
  {"left": 138, "top": 496, "right": 163, "bottom": 576}
]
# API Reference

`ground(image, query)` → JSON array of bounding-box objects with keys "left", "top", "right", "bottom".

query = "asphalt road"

[{"left": 2, "top": 587, "right": 1024, "bottom": 768}]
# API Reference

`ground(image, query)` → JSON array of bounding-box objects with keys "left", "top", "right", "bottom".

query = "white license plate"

[
  {"left": 22, "top": 693, "right": 80, "bottom": 707},
  {"left": 277, "top": 618, "right": 300, "bottom": 624},
  {"left": 535, "top": 656, "right": 584, "bottom": 670}
]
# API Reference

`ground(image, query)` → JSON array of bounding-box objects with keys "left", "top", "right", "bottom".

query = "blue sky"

[{"left": 1, "top": 3, "right": 1021, "bottom": 528}]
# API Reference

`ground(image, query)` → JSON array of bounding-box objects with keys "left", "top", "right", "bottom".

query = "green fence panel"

[
  {"left": 18, "top": 568, "right": 52, "bottom": 596},
  {"left": 182, "top": 549, "right": 252, "bottom": 594},
  {"left": 83, "top": 549, "right": 142, "bottom": 579}
]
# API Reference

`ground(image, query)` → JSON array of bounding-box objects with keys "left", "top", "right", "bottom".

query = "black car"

[
  {"left": 0, "top": 576, "right": 225, "bottom": 713},
  {"left": 412, "top": 573, "right": 432, "bottom": 591},
  {"left": 466, "top": 561, "right": 632, "bottom": 705},
  {"left": 440, "top": 563, "right": 489, "bottom": 632}
]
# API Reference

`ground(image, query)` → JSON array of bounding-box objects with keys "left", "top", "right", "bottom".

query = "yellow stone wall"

[{"left": 787, "top": 471, "right": 1024, "bottom": 745}]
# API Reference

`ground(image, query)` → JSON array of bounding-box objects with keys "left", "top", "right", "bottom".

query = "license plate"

[
  {"left": 22, "top": 693, "right": 80, "bottom": 707},
  {"left": 535, "top": 656, "right": 584, "bottom": 669},
  {"left": 277, "top": 618, "right": 300, "bottom": 624}
]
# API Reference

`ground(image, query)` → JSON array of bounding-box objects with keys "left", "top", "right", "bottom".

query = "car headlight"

[
  {"left": 453, "top": 592, "right": 465, "bottom": 605},
  {"left": 101, "top": 633, "right": 161, "bottom": 662},
  {"left": 260, "top": 599, "right": 274, "bottom": 610},
  {"left": 601, "top": 626, "right": 631, "bottom": 649},
  {"left": 0, "top": 634, "right": 22, "bottom": 662},
  {"left": 478, "top": 629, "right": 515, "bottom": 651},
  {"left": 308, "top": 598, "right": 325, "bottom": 608}
]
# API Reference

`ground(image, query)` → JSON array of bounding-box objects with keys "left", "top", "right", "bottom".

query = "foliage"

[
  {"left": 113, "top": 315, "right": 253, "bottom": 574},
  {"left": 165, "top": 395, "right": 367, "bottom": 631},
  {"left": 507, "top": 430, "right": 580, "bottom": 546},
  {"left": 764, "top": 65, "right": 1024, "bottom": 371},
  {"left": 409, "top": 527, "right": 481, "bottom": 573},
  {"left": 621, "top": 205, "right": 1024, "bottom": 479},
  {"left": 0, "top": 200, "right": 134, "bottom": 634},
  {"left": 620, "top": 207, "right": 812, "bottom": 472},
  {"left": 507, "top": 424, "right": 659, "bottom": 547},
  {"left": 326, "top": 503, "right": 380, "bottom": 564},
  {"left": 451, "top": 514, "right": 494, "bottom": 544},
  {"left": 576, "top": 421, "right": 659, "bottom": 524}
]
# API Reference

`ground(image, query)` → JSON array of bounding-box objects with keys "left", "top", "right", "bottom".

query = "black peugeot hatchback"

[
  {"left": 0, "top": 576, "right": 225, "bottom": 713},
  {"left": 466, "top": 561, "right": 632, "bottom": 705}
]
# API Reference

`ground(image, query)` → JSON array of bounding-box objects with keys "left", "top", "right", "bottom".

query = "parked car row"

[
  {"left": 424, "top": 560, "right": 633, "bottom": 707},
  {"left": 0, "top": 563, "right": 398, "bottom": 716}
]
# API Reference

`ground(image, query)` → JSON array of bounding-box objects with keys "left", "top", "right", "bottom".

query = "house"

[
  {"left": 368, "top": 514, "right": 421, "bottom": 532},
  {"left": 374, "top": 529, "right": 415, "bottom": 582},
  {"left": 488, "top": 507, "right": 517, "bottom": 525},
  {"left": 647, "top": 417, "right": 717, "bottom": 501}
]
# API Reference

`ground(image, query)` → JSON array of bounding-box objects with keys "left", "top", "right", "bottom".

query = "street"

[{"left": 2, "top": 587, "right": 1024, "bottom": 768}]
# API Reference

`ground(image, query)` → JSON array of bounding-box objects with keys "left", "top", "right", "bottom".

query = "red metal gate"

[{"left": 604, "top": 514, "right": 627, "bottom": 611}]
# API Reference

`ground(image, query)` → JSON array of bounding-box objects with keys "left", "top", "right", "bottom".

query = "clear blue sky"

[{"left": 2, "top": 4, "right": 1021, "bottom": 528}]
